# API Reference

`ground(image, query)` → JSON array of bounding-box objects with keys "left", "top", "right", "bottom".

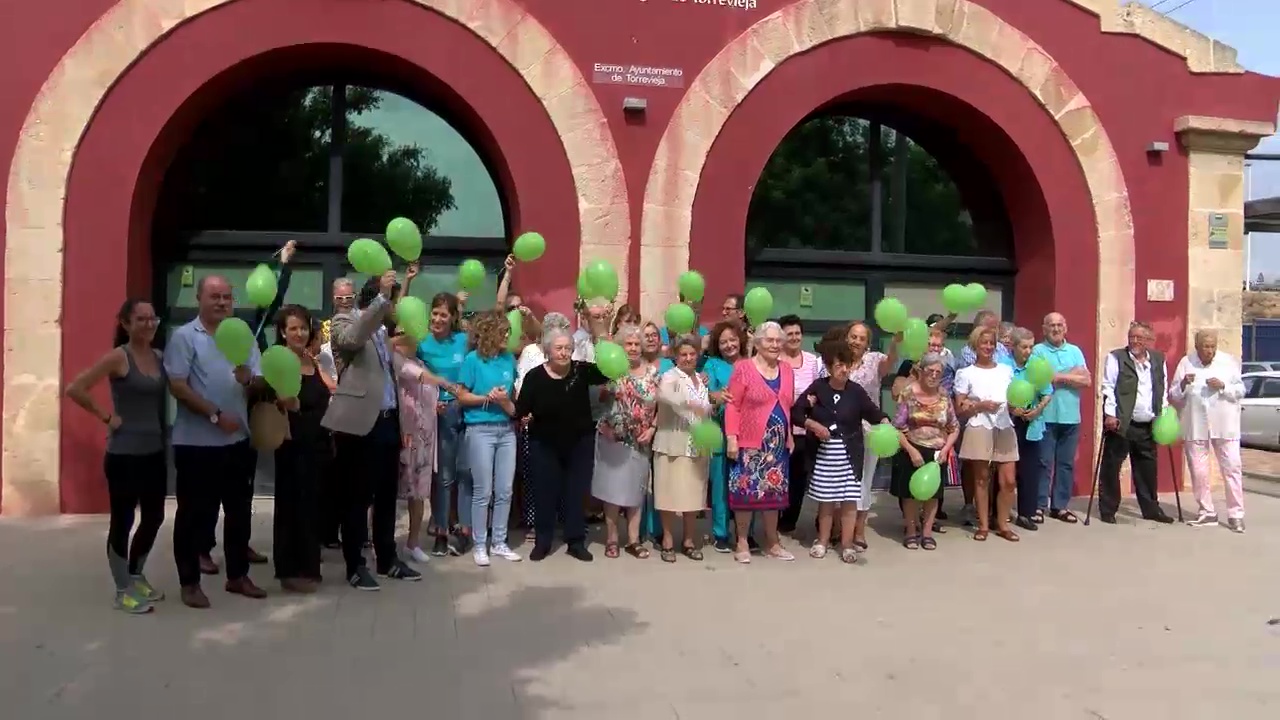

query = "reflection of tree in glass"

[
  {"left": 746, "top": 116, "right": 977, "bottom": 257},
  {"left": 155, "top": 86, "right": 455, "bottom": 235}
]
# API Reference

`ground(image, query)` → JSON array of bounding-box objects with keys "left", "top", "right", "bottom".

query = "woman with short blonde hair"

[{"left": 954, "top": 325, "right": 1019, "bottom": 542}]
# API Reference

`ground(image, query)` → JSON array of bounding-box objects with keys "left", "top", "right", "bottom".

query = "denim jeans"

[
  {"left": 466, "top": 422, "right": 517, "bottom": 548},
  {"left": 1037, "top": 422, "right": 1080, "bottom": 512},
  {"left": 431, "top": 402, "right": 473, "bottom": 532}
]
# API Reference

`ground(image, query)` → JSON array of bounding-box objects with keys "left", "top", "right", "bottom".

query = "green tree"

[
  {"left": 746, "top": 115, "right": 978, "bottom": 257},
  {"left": 155, "top": 85, "right": 455, "bottom": 237}
]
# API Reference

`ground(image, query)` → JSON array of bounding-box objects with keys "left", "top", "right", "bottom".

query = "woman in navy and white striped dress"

[{"left": 792, "top": 339, "right": 889, "bottom": 563}]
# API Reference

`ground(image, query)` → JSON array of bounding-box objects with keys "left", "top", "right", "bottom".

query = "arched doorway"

[{"left": 40, "top": 0, "right": 620, "bottom": 514}]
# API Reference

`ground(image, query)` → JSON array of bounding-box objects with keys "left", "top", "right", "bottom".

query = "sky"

[{"left": 1145, "top": 0, "right": 1280, "bottom": 279}]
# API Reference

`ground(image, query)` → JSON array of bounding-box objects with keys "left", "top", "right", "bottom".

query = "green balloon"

[
  {"left": 458, "top": 259, "right": 486, "bottom": 291},
  {"left": 677, "top": 271, "right": 706, "bottom": 303},
  {"left": 964, "top": 283, "right": 988, "bottom": 310},
  {"left": 941, "top": 284, "right": 968, "bottom": 314},
  {"left": 1025, "top": 356, "right": 1054, "bottom": 389},
  {"left": 595, "top": 340, "right": 628, "bottom": 380},
  {"left": 902, "top": 317, "right": 929, "bottom": 352},
  {"left": 512, "top": 231, "right": 546, "bottom": 262},
  {"left": 867, "top": 423, "right": 901, "bottom": 459},
  {"left": 245, "top": 263, "right": 278, "bottom": 309},
  {"left": 1153, "top": 407, "right": 1180, "bottom": 445},
  {"left": 743, "top": 287, "right": 773, "bottom": 326},
  {"left": 909, "top": 461, "right": 942, "bottom": 501},
  {"left": 576, "top": 270, "right": 593, "bottom": 300},
  {"left": 665, "top": 303, "right": 696, "bottom": 335},
  {"left": 874, "top": 298, "right": 909, "bottom": 334},
  {"left": 347, "top": 238, "right": 392, "bottom": 275},
  {"left": 690, "top": 419, "right": 724, "bottom": 454},
  {"left": 1007, "top": 378, "right": 1035, "bottom": 408},
  {"left": 506, "top": 309, "right": 523, "bottom": 352},
  {"left": 213, "top": 317, "right": 255, "bottom": 367},
  {"left": 261, "top": 345, "right": 302, "bottom": 399},
  {"left": 385, "top": 217, "right": 423, "bottom": 261},
  {"left": 396, "top": 296, "right": 430, "bottom": 342},
  {"left": 585, "top": 260, "right": 619, "bottom": 301}
]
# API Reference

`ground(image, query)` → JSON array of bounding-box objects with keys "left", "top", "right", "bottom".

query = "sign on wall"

[
  {"left": 592, "top": 63, "right": 685, "bottom": 88},
  {"left": 1208, "top": 212, "right": 1229, "bottom": 249},
  {"left": 640, "top": 0, "right": 758, "bottom": 8}
]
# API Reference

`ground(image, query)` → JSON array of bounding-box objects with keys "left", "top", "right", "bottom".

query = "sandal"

[
  {"left": 767, "top": 546, "right": 796, "bottom": 562},
  {"left": 733, "top": 550, "right": 751, "bottom": 564},
  {"left": 973, "top": 529, "right": 989, "bottom": 541},
  {"left": 921, "top": 536, "right": 937, "bottom": 551},
  {"left": 809, "top": 543, "right": 828, "bottom": 559},
  {"left": 660, "top": 547, "right": 677, "bottom": 563},
  {"left": 1050, "top": 509, "right": 1078, "bottom": 524},
  {"left": 1033, "top": 509, "right": 1045, "bottom": 524},
  {"left": 995, "top": 529, "right": 1021, "bottom": 542},
  {"left": 624, "top": 543, "right": 650, "bottom": 559},
  {"left": 682, "top": 545, "right": 704, "bottom": 561},
  {"left": 852, "top": 540, "right": 869, "bottom": 552},
  {"left": 902, "top": 535, "right": 921, "bottom": 550},
  {"left": 840, "top": 547, "right": 858, "bottom": 564},
  {"left": 932, "top": 522, "right": 947, "bottom": 534},
  {"left": 604, "top": 542, "right": 620, "bottom": 559}
]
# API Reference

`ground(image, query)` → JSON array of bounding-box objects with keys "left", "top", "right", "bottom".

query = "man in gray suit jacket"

[{"left": 323, "top": 271, "right": 425, "bottom": 590}]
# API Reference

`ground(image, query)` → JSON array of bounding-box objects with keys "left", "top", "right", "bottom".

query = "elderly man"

[
  {"left": 1029, "top": 312, "right": 1091, "bottom": 523},
  {"left": 1170, "top": 329, "right": 1246, "bottom": 532},
  {"left": 165, "top": 275, "right": 267, "bottom": 608},
  {"left": 574, "top": 297, "right": 611, "bottom": 361},
  {"left": 1098, "top": 321, "right": 1173, "bottom": 524}
]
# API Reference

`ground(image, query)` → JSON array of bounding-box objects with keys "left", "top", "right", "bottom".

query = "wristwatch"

[{"left": 208, "top": 410, "right": 222, "bottom": 425}]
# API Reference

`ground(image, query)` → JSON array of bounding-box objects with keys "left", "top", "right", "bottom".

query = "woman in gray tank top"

[{"left": 66, "top": 299, "right": 168, "bottom": 614}]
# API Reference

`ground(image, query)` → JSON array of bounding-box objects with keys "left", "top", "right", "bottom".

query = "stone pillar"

[{"left": 1175, "top": 115, "right": 1275, "bottom": 489}]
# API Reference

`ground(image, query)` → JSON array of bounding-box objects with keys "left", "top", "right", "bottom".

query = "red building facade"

[{"left": 1, "top": 0, "right": 1277, "bottom": 514}]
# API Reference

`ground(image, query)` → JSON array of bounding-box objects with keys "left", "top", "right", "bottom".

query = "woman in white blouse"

[
  {"left": 953, "top": 325, "right": 1019, "bottom": 542},
  {"left": 1169, "top": 329, "right": 1246, "bottom": 532}
]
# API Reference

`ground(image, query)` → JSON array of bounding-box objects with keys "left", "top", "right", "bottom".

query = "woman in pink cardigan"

[{"left": 725, "top": 321, "right": 796, "bottom": 563}]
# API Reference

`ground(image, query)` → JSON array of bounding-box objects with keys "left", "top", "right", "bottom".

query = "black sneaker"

[
  {"left": 348, "top": 567, "right": 380, "bottom": 591},
  {"left": 566, "top": 544, "right": 594, "bottom": 562},
  {"left": 431, "top": 535, "right": 449, "bottom": 557},
  {"left": 379, "top": 560, "right": 422, "bottom": 582},
  {"left": 529, "top": 545, "right": 551, "bottom": 562},
  {"left": 447, "top": 531, "right": 471, "bottom": 556},
  {"left": 713, "top": 538, "right": 733, "bottom": 554}
]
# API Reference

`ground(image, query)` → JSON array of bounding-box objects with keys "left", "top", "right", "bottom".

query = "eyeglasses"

[
  {"left": 920, "top": 368, "right": 943, "bottom": 377},
  {"left": 334, "top": 295, "right": 355, "bottom": 303}
]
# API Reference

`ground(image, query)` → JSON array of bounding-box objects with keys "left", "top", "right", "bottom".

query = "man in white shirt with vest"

[{"left": 1098, "top": 321, "right": 1173, "bottom": 524}]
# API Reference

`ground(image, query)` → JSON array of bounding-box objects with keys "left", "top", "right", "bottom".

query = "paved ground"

[
  {"left": 1243, "top": 446, "right": 1280, "bottom": 480},
  {"left": 2, "top": 482, "right": 1279, "bottom": 719}
]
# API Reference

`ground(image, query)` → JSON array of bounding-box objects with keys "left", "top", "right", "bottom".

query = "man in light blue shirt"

[
  {"left": 165, "top": 275, "right": 267, "bottom": 608},
  {"left": 1029, "top": 312, "right": 1092, "bottom": 521}
]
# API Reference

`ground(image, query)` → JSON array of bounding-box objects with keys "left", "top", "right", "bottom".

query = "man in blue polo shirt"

[{"left": 1030, "top": 312, "right": 1092, "bottom": 523}]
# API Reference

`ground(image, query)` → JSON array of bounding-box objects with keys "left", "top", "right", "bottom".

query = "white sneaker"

[
  {"left": 490, "top": 543, "right": 523, "bottom": 562},
  {"left": 473, "top": 547, "right": 491, "bottom": 567},
  {"left": 408, "top": 546, "right": 431, "bottom": 564},
  {"left": 1187, "top": 511, "right": 1219, "bottom": 527}
]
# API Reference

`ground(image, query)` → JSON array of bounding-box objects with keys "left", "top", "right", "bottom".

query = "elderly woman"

[
  {"left": 818, "top": 321, "right": 898, "bottom": 551},
  {"left": 593, "top": 324, "right": 659, "bottom": 558},
  {"left": 1170, "top": 329, "right": 1246, "bottom": 532},
  {"left": 725, "top": 321, "right": 796, "bottom": 563},
  {"left": 705, "top": 320, "right": 753, "bottom": 553},
  {"left": 1009, "top": 327, "right": 1053, "bottom": 531},
  {"left": 515, "top": 312, "right": 571, "bottom": 533},
  {"left": 954, "top": 325, "right": 1019, "bottom": 542},
  {"left": 515, "top": 327, "right": 611, "bottom": 561},
  {"left": 794, "top": 340, "right": 891, "bottom": 562},
  {"left": 889, "top": 351, "right": 959, "bottom": 551},
  {"left": 456, "top": 311, "right": 520, "bottom": 567},
  {"left": 653, "top": 334, "right": 713, "bottom": 562}
]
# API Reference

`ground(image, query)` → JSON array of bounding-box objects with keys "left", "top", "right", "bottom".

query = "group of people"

[{"left": 67, "top": 243, "right": 1249, "bottom": 614}]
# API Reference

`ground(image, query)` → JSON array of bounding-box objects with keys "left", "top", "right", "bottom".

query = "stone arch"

[
  {"left": 638, "top": 0, "right": 1133, "bottom": 455},
  {"left": 3, "top": 0, "right": 628, "bottom": 514}
]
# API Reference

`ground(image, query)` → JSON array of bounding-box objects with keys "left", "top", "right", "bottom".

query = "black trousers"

[
  {"left": 530, "top": 434, "right": 594, "bottom": 549},
  {"left": 779, "top": 434, "right": 810, "bottom": 530},
  {"left": 1099, "top": 421, "right": 1160, "bottom": 518},
  {"left": 273, "top": 438, "right": 324, "bottom": 580},
  {"left": 104, "top": 451, "right": 167, "bottom": 575},
  {"left": 334, "top": 412, "right": 400, "bottom": 576},
  {"left": 173, "top": 441, "right": 256, "bottom": 587},
  {"left": 1013, "top": 420, "right": 1041, "bottom": 519}
]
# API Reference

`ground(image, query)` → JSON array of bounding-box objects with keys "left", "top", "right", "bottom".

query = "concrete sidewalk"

[{"left": 1, "top": 490, "right": 1278, "bottom": 720}]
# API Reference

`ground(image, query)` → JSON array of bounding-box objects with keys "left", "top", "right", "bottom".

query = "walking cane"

[
  {"left": 1083, "top": 430, "right": 1105, "bottom": 526},
  {"left": 1167, "top": 444, "right": 1184, "bottom": 523}
]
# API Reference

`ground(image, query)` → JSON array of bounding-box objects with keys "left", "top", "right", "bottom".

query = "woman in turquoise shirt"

[
  {"left": 418, "top": 292, "right": 474, "bottom": 557},
  {"left": 1009, "top": 327, "right": 1053, "bottom": 531},
  {"left": 456, "top": 311, "right": 520, "bottom": 567},
  {"left": 703, "top": 320, "right": 756, "bottom": 553}
]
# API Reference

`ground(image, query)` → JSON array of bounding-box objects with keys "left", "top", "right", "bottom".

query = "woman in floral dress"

[
  {"left": 724, "top": 322, "right": 796, "bottom": 564},
  {"left": 592, "top": 324, "right": 659, "bottom": 559},
  {"left": 391, "top": 331, "right": 440, "bottom": 563}
]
